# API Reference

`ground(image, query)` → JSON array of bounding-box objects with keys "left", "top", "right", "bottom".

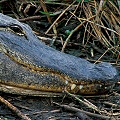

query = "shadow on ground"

[{"left": 0, "top": 85, "right": 120, "bottom": 120}]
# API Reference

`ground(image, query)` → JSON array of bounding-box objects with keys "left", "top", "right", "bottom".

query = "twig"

[
  {"left": 18, "top": 16, "right": 41, "bottom": 22},
  {"left": 94, "top": 46, "right": 118, "bottom": 64},
  {"left": 53, "top": 102, "right": 111, "bottom": 119},
  {"left": 0, "top": 96, "right": 31, "bottom": 120},
  {"left": 45, "top": 1, "right": 76, "bottom": 34},
  {"left": 61, "top": 15, "right": 96, "bottom": 52},
  {"left": 39, "top": 0, "right": 57, "bottom": 41},
  {"left": 94, "top": 48, "right": 110, "bottom": 64},
  {"left": 79, "top": 18, "right": 120, "bottom": 36},
  {"left": 0, "top": 0, "right": 8, "bottom": 3},
  {"left": 103, "top": 101, "right": 120, "bottom": 108},
  {"left": 64, "top": 90, "right": 101, "bottom": 113},
  {"left": 39, "top": 0, "right": 51, "bottom": 24}
]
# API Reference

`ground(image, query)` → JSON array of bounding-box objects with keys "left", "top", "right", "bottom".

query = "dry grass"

[{"left": 1, "top": 0, "right": 120, "bottom": 63}]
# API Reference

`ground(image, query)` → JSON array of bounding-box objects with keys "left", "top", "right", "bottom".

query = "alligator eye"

[
  {"left": 8, "top": 24, "right": 27, "bottom": 39},
  {"left": 9, "top": 25, "right": 23, "bottom": 34}
]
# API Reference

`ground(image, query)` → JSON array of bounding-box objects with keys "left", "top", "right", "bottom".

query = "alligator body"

[{"left": 0, "top": 13, "right": 119, "bottom": 97}]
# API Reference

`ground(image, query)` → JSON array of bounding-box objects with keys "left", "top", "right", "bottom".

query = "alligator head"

[{"left": 0, "top": 13, "right": 119, "bottom": 97}]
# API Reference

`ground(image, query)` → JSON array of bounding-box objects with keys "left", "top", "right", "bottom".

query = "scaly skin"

[{"left": 0, "top": 13, "right": 119, "bottom": 97}]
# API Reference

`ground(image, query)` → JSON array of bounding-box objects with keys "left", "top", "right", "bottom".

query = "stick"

[
  {"left": 0, "top": 96, "right": 31, "bottom": 120},
  {"left": 53, "top": 102, "right": 111, "bottom": 119}
]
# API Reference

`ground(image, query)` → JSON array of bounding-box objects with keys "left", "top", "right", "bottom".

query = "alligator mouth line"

[
  {"left": 0, "top": 81, "right": 114, "bottom": 96},
  {"left": 1, "top": 47, "right": 115, "bottom": 96},
  {"left": 0, "top": 83, "right": 63, "bottom": 97},
  {"left": 0, "top": 13, "right": 118, "bottom": 96}
]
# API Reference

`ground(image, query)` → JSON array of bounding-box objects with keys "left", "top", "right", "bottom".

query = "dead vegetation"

[{"left": 1, "top": 0, "right": 120, "bottom": 63}]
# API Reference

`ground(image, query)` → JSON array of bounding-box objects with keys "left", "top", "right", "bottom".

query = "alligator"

[{"left": 0, "top": 13, "right": 119, "bottom": 97}]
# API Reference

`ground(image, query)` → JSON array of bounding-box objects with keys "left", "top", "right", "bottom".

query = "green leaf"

[
  {"left": 76, "top": 0, "right": 90, "bottom": 3},
  {"left": 65, "top": 30, "right": 71, "bottom": 35},
  {"left": 40, "top": 11, "right": 55, "bottom": 16}
]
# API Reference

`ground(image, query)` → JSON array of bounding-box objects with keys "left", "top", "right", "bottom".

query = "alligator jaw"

[
  {"left": 0, "top": 83, "right": 63, "bottom": 97},
  {"left": 0, "top": 13, "right": 119, "bottom": 96},
  {"left": 0, "top": 83, "right": 115, "bottom": 97}
]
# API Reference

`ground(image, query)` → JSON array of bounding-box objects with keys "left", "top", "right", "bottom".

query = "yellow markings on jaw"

[
  {"left": 79, "top": 85, "right": 83, "bottom": 90},
  {"left": 65, "top": 80, "right": 68, "bottom": 85},
  {"left": 0, "top": 80, "right": 64, "bottom": 93},
  {"left": 0, "top": 83, "right": 63, "bottom": 97},
  {"left": 0, "top": 27, "right": 7, "bottom": 31},
  {"left": 71, "top": 84, "right": 76, "bottom": 90}
]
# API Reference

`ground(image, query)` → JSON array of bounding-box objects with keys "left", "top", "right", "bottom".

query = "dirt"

[
  {"left": 0, "top": 86, "right": 120, "bottom": 120},
  {"left": 0, "top": 92, "right": 80, "bottom": 120}
]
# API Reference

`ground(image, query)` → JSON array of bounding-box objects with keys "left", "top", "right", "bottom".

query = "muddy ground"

[
  {"left": 0, "top": 85, "right": 120, "bottom": 120},
  {"left": 0, "top": 92, "right": 87, "bottom": 120},
  {"left": 0, "top": 92, "right": 79, "bottom": 120}
]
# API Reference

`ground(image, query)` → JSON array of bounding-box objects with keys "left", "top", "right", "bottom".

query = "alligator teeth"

[
  {"left": 79, "top": 85, "right": 83, "bottom": 90},
  {"left": 65, "top": 80, "right": 68, "bottom": 85},
  {"left": 71, "top": 84, "right": 76, "bottom": 90},
  {"left": 105, "top": 87, "right": 107, "bottom": 89}
]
